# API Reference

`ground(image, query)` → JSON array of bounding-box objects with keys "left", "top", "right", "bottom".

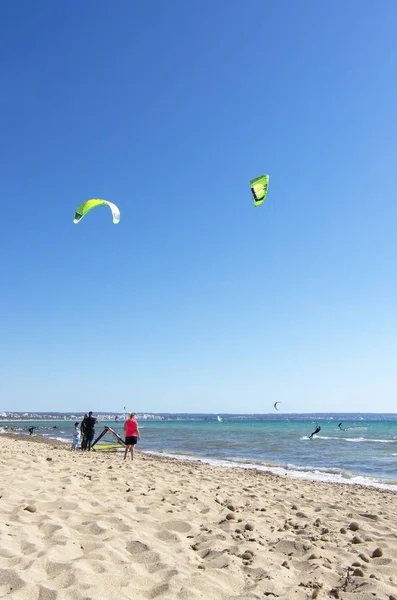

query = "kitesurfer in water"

[
  {"left": 309, "top": 424, "right": 321, "bottom": 439},
  {"left": 338, "top": 422, "right": 345, "bottom": 430},
  {"left": 28, "top": 426, "right": 36, "bottom": 435}
]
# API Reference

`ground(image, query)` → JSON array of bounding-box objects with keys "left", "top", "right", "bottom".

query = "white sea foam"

[
  {"left": 145, "top": 451, "right": 397, "bottom": 492},
  {"left": 301, "top": 435, "right": 334, "bottom": 440},
  {"left": 300, "top": 435, "right": 395, "bottom": 444},
  {"left": 345, "top": 437, "right": 394, "bottom": 443}
]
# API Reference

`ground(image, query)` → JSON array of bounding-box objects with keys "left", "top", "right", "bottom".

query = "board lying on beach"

[
  {"left": 91, "top": 426, "right": 125, "bottom": 451},
  {"left": 92, "top": 444, "right": 123, "bottom": 451}
]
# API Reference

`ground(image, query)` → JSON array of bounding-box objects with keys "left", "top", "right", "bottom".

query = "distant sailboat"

[{"left": 217, "top": 416, "right": 223, "bottom": 422}]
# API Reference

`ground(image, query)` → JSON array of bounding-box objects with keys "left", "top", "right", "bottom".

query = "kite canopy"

[
  {"left": 274, "top": 401, "right": 282, "bottom": 411},
  {"left": 73, "top": 199, "right": 120, "bottom": 224},
  {"left": 250, "top": 174, "right": 269, "bottom": 206},
  {"left": 91, "top": 426, "right": 125, "bottom": 451}
]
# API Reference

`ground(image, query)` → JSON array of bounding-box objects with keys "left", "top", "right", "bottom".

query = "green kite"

[
  {"left": 250, "top": 174, "right": 269, "bottom": 207},
  {"left": 73, "top": 199, "right": 120, "bottom": 224}
]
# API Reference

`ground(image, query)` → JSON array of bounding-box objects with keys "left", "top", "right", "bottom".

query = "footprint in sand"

[
  {"left": 135, "top": 506, "right": 151, "bottom": 514},
  {"left": 126, "top": 540, "right": 164, "bottom": 570},
  {"left": 146, "top": 582, "right": 170, "bottom": 599},
  {"left": 155, "top": 531, "right": 179, "bottom": 543},
  {"left": 0, "top": 568, "right": 25, "bottom": 589},
  {"left": 34, "top": 584, "right": 58, "bottom": 600},
  {"left": 20, "top": 541, "right": 38, "bottom": 556},
  {"left": 199, "top": 548, "right": 230, "bottom": 569},
  {"left": 45, "top": 562, "right": 76, "bottom": 588},
  {"left": 39, "top": 523, "right": 63, "bottom": 538},
  {"left": 159, "top": 520, "right": 191, "bottom": 533},
  {"left": 274, "top": 540, "right": 312, "bottom": 556},
  {"left": 80, "top": 521, "right": 108, "bottom": 535},
  {"left": 83, "top": 560, "right": 107, "bottom": 574}
]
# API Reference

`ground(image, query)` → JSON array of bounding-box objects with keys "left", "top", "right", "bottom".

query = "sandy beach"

[{"left": 0, "top": 435, "right": 396, "bottom": 600}]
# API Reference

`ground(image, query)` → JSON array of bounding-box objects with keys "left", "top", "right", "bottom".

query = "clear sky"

[{"left": 1, "top": 0, "right": 396, "bottom": 414}]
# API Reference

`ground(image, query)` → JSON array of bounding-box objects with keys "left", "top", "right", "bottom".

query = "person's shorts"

[{"left": 125, "top": 436, "right": 137, "bottom": 446}]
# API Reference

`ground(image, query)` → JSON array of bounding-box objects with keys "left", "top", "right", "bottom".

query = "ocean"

[{"left": 1, "top": 413, "right": 396, "bottom": 491}]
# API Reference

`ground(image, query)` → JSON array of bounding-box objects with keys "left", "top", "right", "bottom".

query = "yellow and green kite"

[
  {"left": 250, "top": 174, "right": 269, "bottom": 207},
  {"left": 73, "top": 199, "right": 120, "bottom": 224}
]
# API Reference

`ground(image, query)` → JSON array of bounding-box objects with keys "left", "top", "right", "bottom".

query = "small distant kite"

[
  {"left": 250, "top": 174, "right": 269, "bottom": 207},
  {"left": 73, "top": 199, "right": 120, "bottom": 224},
  {"left": 274, "top": 402, "right": 282, "bottom": 411}
]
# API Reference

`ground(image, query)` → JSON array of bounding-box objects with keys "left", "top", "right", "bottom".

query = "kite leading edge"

[{"left": 250, "top": 174, "right": 269, "bottom": 207}]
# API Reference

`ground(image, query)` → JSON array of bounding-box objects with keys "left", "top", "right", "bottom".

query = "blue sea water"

[{"left": 1, "top": 413, "right": 396, "bottom": 491}]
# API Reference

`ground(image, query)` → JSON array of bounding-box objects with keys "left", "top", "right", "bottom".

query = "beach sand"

[{"left": 0, "top": 435, "right": 396, "bottom": 600}]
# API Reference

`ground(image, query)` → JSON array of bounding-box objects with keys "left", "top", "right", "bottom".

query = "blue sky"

[{"left": 1, "top": 0, "right": 396, "bottom": 414}]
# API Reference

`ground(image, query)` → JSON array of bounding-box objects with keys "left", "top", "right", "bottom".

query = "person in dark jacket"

[
  {"left": 80, "top": 414, "right": 88, "bottom": 450},
  {"left": 84, "top": 411, "right": 98, "bottom": 451}
]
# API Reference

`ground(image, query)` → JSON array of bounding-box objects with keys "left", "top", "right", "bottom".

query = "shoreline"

[
  {"left": 2, "top": 432, "right": 397, "bottom": 501},
  {"left": 3, "top": 431, "right": 397, "bottom": 499},
  {"left": 3, "top": 430, "right": 397, "bottom": 493},
  {"left": 147, "top": 450, "right": 397, "bottom": 493},
  {"left": 1, "top": 434, "right": 397, "bottom": 599}
]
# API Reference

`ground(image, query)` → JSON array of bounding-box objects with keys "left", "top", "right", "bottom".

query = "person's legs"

[
  {"left": 87, "top": 431, "right": 95, "bottom": 451},
  {"left": 124, "top": 444, "right": 131, "bottom": 460},
  {"left": 130, "top": 443, "right": 136, "bottom": 460}
]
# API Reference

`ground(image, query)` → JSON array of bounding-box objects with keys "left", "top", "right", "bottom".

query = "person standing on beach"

[
  {"left": 84, "top": 411, "right": 98, "bottom": 451},
  {"left": 80, "top": 414, "right": 88, "bottom": 450},
  {"left": 71, "top": 422, "right": 80, "bottom": 450},
  {"left": 123, "top": 413, "right": 140, "bottom": 461}
]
